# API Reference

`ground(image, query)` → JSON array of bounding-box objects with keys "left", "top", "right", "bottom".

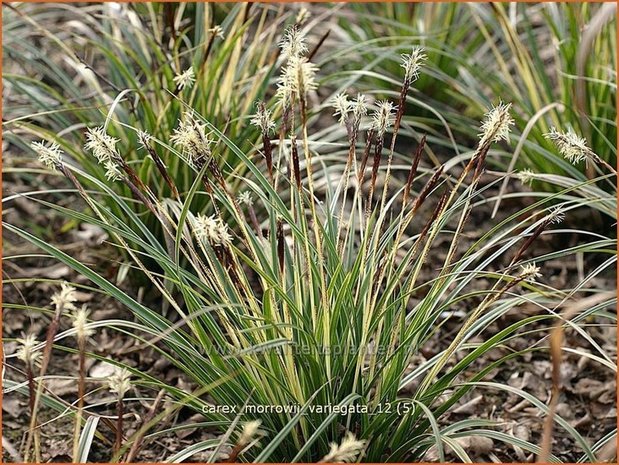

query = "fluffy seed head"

[
  {"left": 371, "top": 100, "right": 396, "bottom": 137},
  {"left": 544, "top": 127, "right": 590, "bottom": 164},
  {"left": 238, "top": 420, "right": 262, "bottom": 446},
  {"left": 194, "top": 214, "right": 233, "bottom": 246},
  {"left": 173, "top": 67, "right": 196, "bottom": 90},
  {"left": 108, "top": 367, "right": 132, "bottom": 399},
  {"left": 516, "top": 169, "right": 536, "bottom": 186},
  {"left": 51, "top": 282, "right": 78, "bottom": 312},
  {"left": 279, "top": 25, "right": 308, "bottom": 60},
  {"left": 547, "top": 206, "right": 565, "bottom": 225},
  {"left": 352, "top": 94, "right": 368, "bottom": 122},
  {"left": 250, "top": 103, "right": 276, "bottom": 134},
  {"left": 137, "top": 130, "right": 152, "bottom": 149},
  {"left": 277, "top": 56, "right": 318, "bottom": 104},
  {"left": 479, "top": 101, "right": 514, "bottom": 146},
  {"left": 16, "top": 334, "right": 41, "bottom": 366},
  {"left": 32, "top": 141, "right": 63, "bottom": 170},
  {"left": 238, "top": 191, "right": 253, "bottom": 206},
  {"left": 321, "top": 432, "right": 366, "bottom": 463},
  {"left": 85, "top": 127, "right": 119, "bottom": 162},
  {"left": 400, "top": 46, "right": 427, "bottom": 83},
  {"left": 170, "top": 114, "right": 212, "bottom": 166},
  {"left": 332, "top": 93, "right": 352, "bottom": 125},
  {"left": 72, "top": 305, "right": 95, "bottom": 340},
  {"left": 210, "top": 25, "right": 225, "bottom": 40},
  {"left": 296, "top": 8, "right": 311, "bottom": 25},
  {"left": 104, "top": 160, "right": 123, "bottom": 181},
  {"left": 519, "top": 263, "right": 542, "bottom": 281}
]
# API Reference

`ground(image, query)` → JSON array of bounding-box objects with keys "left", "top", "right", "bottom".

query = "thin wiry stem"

[{"left": 72, "top": 337, "right": 87, "bottom": 463}]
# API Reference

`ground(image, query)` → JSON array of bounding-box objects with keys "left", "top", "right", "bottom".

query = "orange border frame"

[{"left": 0, "top": 1, "right": 617, "bottom": 464}]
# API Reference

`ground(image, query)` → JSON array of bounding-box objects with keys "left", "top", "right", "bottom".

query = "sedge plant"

[
  {"left": 5, "top": 24, "right": 616, "bottom": 463},
  {"left": 3, "top": 2, "right": 294, "bottom": 283},
  {"left": 329, "top": 2, "right": 616, "bottom": 186}
]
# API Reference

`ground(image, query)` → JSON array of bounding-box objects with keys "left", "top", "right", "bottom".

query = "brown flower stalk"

[
  {"left": 510, "top": 207, "right": 565, "bottom": 265},
  {"left": 402, "top": 135, "right": 426, "bottom": 206},
  {"left": 208, "top": 159, "right": 227, "bottom": 190},
  {"left": 379, "top": 47, "right": 426, "bottom": 212},
  {"left": 368, "top": 134, "right": 385, "bottom": 206},
  {"left": 115, "top": 155, "right": 149, "bottom": 195},
  {"left": 115, "top": 398, "right": 124, "bottom": 456},
  {"left": 367, "top": 101, "right": 395, "bottom": 213},
  {"left": 411, "top": 165, "right": 444, "bottom": 214},
  {"left": 71, "top": 306, "right": 93, "bottom": 463},
  {"left": 108, "top": 368, "right": 131, "bottom": 458},
  {"left": 16, "top": 335, "right": 42, "bottom": 462},
  {"left": 418, "top": 189, "right": 449, "bottom": 239},
  {"left": 224, "top": 420, "right": 263, "bottom": 463},
  {"left": 307, "top": 29, "right": 330, "bottom": 62},
  {"left": 251, "top": 102, "right": 275, "bottom": 183},
  {"left": 123, "top": 176, "right": 158, "bottom": 216},
  {"left": 290, "top": 135, "right": 302, "bottom": 190},
  {"left": 139, "top": 132, "right": 180, "bottom": 199},
  {"left": 24, "top": 283, "right": 78, "bottom": 462},
  {"left": 332, "top": 93, "right": 368, "bottom": 252},
  {"left": 276, "top": 218, "right": 285, "bottom": 274},
  {"left": 357, "top": 128, "right": 375, "bottom": 186},
  {"left": 197, "top": 25, "right": 225, "bottom": 77},
  {"left": 239, "top": 192, "right": 262, "bottom": 237},
  {"left": 124, "top": 390, "right": 166, "bottom": 462}
]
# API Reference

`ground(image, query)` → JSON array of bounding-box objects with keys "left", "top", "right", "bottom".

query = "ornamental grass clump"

[
  {"left": 8, "top": 22, "right": 615, "bottom": 463},
  {"left": 335, "top": 3, "right": 616, "bottom": 185},
  {"left": 4, "top": 3, "right": 292, "bottom": 283}
]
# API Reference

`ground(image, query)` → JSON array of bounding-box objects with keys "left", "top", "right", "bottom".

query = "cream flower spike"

[
  {"left": 250, "top": 104, "right": 276, "bottom": 134},
  {"left": 72, "top": 305, "right": 95, "bottom": 339},
  {"left": 51, "top": 282, "right": 78, "bottom": 312},
  {"left": 520, "top": 263, "right": 542, "bottom": 282},
  {"left": 320, "top": 432, "right": 366, "bottom": 463},
  {"left": 400, "top": 46, "right": 427, "bottom": 83},
  {"left": 194, "top": 214, "right": 233, "bottom": 246},
  {"left": 279, "top": 25, "right": 308, "bottom": 60},
  {"left": 371, "top": 100, "right": 396, "bottom": 137},
  {"left": 104, "top": 160, "right": 123, "bottom": 181},
  {"left": 238, "top": 191, "right": 253, "bottom": 206},
  {"left": 238, "top": 420, "right": 263, "bottom": 446},
  {"left": 277, "top": 56, "right": 318, "bottom": 104},
  {"left": 16, "top": 334, "right": 41, "bottom": 366},
  {"left": 108, "top": 367, "right": 132, "bottom": 399},
  {"left": 32, "top": 141, "right": 63, "bottom": 170},
  {"left": 352, "top": 94, "right": 368, "bottom": 120},
  {"left": 479, "top": 101, "right": 514, "bottom": 146},
  {"left": 544, "top": 127, "right": 590, "bottom": 164},
  {"left": 546, "top": 206, "right": 566, "bottom": 225},
  {"left": 85, "top": 126, "right": 120, "bottom": 162},
  {"left": 137, "top": 130, "right": 152, "bottom": 147},
  {"left": 209, "top": 25, "right": 225, "bottom": 40},
  {"left": 332, "top": 93, "right": 352, "bottom": 125},
  {"left": 170, "top": 114, "right": 212, "bottom": 166},
  {"left": 296, "top": 8, "right": 311, "bottom": 25},
  {"left": 516, "top": 169, "right": 536, "bottom": 186},
  {"left": 173, "top": 67, "right": 196, "bottom": 90}
]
